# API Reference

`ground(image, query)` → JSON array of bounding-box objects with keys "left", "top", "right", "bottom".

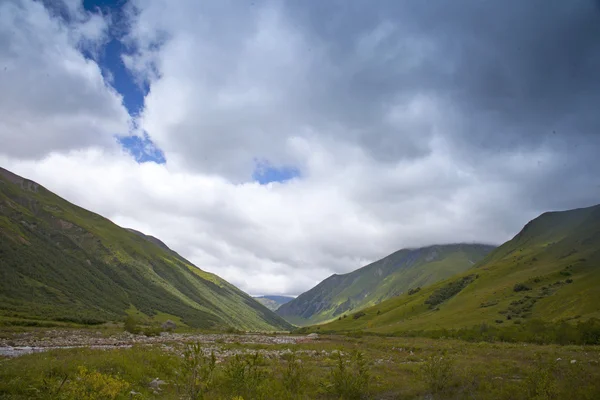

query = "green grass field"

[
  {"left": 0, "top": 168, "right": 291, "bottom": 332},
  {"left": 277, "top": 244, "right": 494, "bottom": 326},
  {"left": 1, "top": 332, "right": 599, "bottom": 399},
  {"left": 309, "top": 205, "right": 600, "bottom": 339}
]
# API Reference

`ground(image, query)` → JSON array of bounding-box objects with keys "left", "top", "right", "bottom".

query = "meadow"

[{"left": 1, "top": 329, "right": 599, "bottom": 399}]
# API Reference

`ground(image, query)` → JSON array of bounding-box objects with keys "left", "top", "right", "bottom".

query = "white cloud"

[
  {"left": 0, "top": 0, "right": 129, "bottom": 159},
  {"left": 1, "top": 0, "right": 599, "bottom": 297}
]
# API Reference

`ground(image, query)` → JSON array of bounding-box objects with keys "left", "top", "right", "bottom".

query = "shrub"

[
  {"left": 353, "top": 311, "right": 366, "bottom": 320},
  {"left": 408, "top": 287, "right": 421, "bottom": 295},
  {"left": 526, "top": 354, "right": 558, "bottom": 400},
  {"left": 514, "top": 283, "right": 532, "bottom": 292},
  {"left": 324, "top": 351, "right": 370, "bottom": 400},
  {"left": 143, "top": 326, "right": 163, "bottom": 337},
  {"left": 62, "top": 366, "right": 129, "bottom": 400},
  {"left": 281, "top": 351, "right": 306, "bottom": 394},
  {"left": 425, "top": 275, "right": 475, "bottom": 307},
  {"left": 223, "top": 352, "right": 267, "bottom": 399},
  {"left": 420, "top": 352, "right": 454, "bottom": 395},
  {"left": 177, "top": 342, "right": 216, "bottom": 399},
  {"left": 123, "top": 315, "right": 141, "bottom": 334}
]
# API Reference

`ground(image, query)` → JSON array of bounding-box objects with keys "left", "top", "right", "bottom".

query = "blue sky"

[{"left": 79, "top": 0, "right": 300, "bottom": 183}]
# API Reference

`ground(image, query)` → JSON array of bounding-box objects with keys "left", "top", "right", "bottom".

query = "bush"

[
  {"left": 353, "top": 311, "right": 366, "bottom": 320},
  {"left": 425, "top": 275, "right": 475, "bottom": 307},
  {"left": 223, "top": 352, "right": 267, "bottom": 399},
  {"left": 281, "top": 351, "right": 306, "bottom": 394},
  {"left": 62, "top": 366, "right": 129, "bottom": 400},
  {"left": 408, "top": 287, "right": 421, "bottom": 295},
  {"left": 177, "top": 342, "right": 216, "bottom": 399},
  {"left": 420, "top": 352, "right": 454, "bottom": 395},
  {"left": 143, "top": 326, "right": 163, "bottom": 337},
  {"left": 123, "top": 315, "right": 141, "bottom": 334},
  {"left": 526, "top": 354, "right": 558, "bottom": 400},
  {"left": 324, "top": 351, "right": 370, "bottom": 400},
  {"left": 514, "top": 283, "right": 532, "bottom": 292}
]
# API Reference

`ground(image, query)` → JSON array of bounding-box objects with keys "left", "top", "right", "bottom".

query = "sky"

[{"left": 1, "top": 0, "right": 599, "bottom": 296}]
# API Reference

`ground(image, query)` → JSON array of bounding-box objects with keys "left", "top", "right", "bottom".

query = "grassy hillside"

[
  {"left": 254, "top": 296, "right": 294, "bottom": 311},
  {"left": 277, "top": 243, "right": 495, "bottom": 326},
  {"left": 0, "top": 167, "right": 292, "bottom": 331},
  {"left": 313, "top": 204, "right": 600, "bottom": 336}
]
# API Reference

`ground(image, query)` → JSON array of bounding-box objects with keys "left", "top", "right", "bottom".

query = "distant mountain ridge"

[
  {"left": 254, "top": 296, "right": 294, "bottom": 311},
  {"left": 0, "top": 167, "right": 291, "bottom": 331},
  {"left": 313, "top": 204, "right": 600, "bottom": 334},
  {"left": 277, "top": 243, "right": 495, "bottom": 326}
]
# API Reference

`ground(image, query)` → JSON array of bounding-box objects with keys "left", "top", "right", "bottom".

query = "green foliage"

[
  {"left": 314, "top": 204, "right": 600, "bottom": 336},
  {"left": 514, "top": 283, "right": 532, "bottom": 292},
  {"left": 277, "top": 244, "right": 494, "bottom": 326},
  {"left": 353, "top": 311, "right": 366, "bottom": 320},
  {"left": 420, "top": 352, "right": 454, "bottom": 396},
  {"left": 407, "top": 287, "right": 421, "bottom": 295},
  {"left": 281, "top": 351, "right": 306, "bottom": 394},
  {"left": 142, "top": 326, "right": 163, "bottom": 337},
  {"left": 394, "top": 318, "right": 600, "bottom": 345},
  {"left": 123, "top": 315, "right": 141, "bottom": 334},
  {"left": 526, "top": 355, "right": 558, "bottom": 400},
  {"left": 0, "top": 168, "right": 291, "bottom": 332},
  {"left": 223, "top": 352, "right": 267, "bottom": 399},
  {"left": 424, "top": 275, "right": 475, "bottom": 308},
  {"left": 323, "top": 351, "right": 370, "bottom": 400},
  {"left": 61, "top": 366, "right": 129, "bottom": 400},
  {"left": 178, "top": 343, "right": 217, "bottom": 399},
  {"left": 1, "top": 334, "right": 600, "bottom": 399}
]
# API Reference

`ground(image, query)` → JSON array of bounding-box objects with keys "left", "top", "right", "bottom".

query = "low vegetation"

[
  {"left": 0, "top": 168, "right": 291, "bottom": 332},
  {"left": 424, "top": 274, "right": 476, "bottom": 308},
  {"left": 1, "top": 333, "right": 599, "bottom": 399},
  {"left": 277, "top": 244, "right": 495, "bottom": 326}
]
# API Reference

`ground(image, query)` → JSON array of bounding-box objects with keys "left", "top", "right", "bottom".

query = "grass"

[
  {"left": 277, "top": 244, "right": 495, "bottom": 326},
  {"left": 0, "top": 168, "right": 291, "bottom": 332},
  {"left": 1, "top": 333, "right": 599, "bottom": 399},
  {"left": 309, "top": 204, "right": 600, "bottom": 336}
]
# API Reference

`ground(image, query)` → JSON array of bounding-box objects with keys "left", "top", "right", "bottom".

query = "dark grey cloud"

[
  {"left": 283, "top": 0, "right": 600, "bottom": 156},
  {"left": 3, "top": 0, "right": 599, "bottom": 297}
]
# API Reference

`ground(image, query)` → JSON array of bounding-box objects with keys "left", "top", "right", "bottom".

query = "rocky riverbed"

[{"left": 0, "top": 330, "right": 320, "bottom": 358}]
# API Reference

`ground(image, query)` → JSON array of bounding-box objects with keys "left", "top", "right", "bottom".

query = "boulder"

[{"left": 161, "top": 320, "right": 177, "bottom": 331}]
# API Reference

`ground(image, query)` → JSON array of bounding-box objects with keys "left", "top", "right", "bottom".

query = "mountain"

[
  {"left": 0, "top": 167, "right": 292, "bottom": 331},
  {"left": 277, "top": 243, "right": 495, "bottom": 326},
  {"left": 254, "top": 296, "right": 294, "bottom": 311},
  {"left": 314, "top": 204, "right": 600, "bottom": 334}
]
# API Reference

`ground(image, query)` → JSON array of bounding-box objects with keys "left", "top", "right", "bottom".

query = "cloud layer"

[{"left": 1, "top": 0, "right": 599, "bottom": 296}]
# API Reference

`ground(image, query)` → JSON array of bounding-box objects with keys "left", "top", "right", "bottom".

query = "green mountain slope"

[
  {"left": 277, "top": 243, "right": 495, "bottom": 326},
  {"left": 315, "top": 204, "right": 600, "bottom": 334},
  {"left": 254, "top": 296, "right": 294, "bottom": 311},
  {"left": 0, "top": 167, "right": 292, "bottom": 331}
]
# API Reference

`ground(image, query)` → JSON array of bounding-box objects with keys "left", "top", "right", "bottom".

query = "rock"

[
  {"left": 149, "top": 378, "right": 166, "bottom": 391},
  {"left": 307, "top": 333, "right": 319, "bottom": 339},
  {"left": 161, "top": 320, "right": 177, "bottom": 331}
]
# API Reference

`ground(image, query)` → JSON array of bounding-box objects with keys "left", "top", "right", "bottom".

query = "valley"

[
  {"left": 1, "top": 167, "right": 599, "bottom": 399},
  {"left": 1, "top": 328, "right": 599, "bottom": 399}
]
